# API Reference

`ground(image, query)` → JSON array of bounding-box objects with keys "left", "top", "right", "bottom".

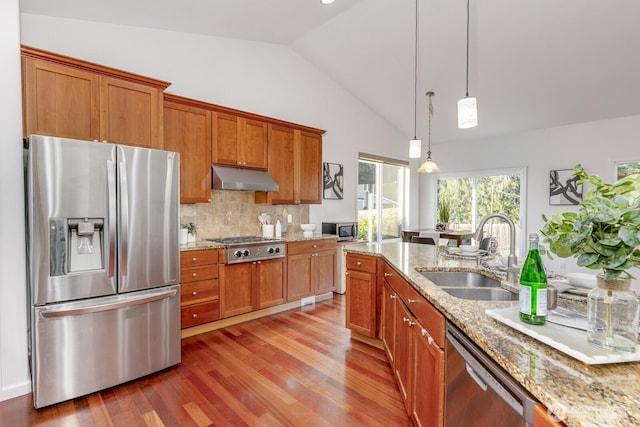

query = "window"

[
  {"left": 614, "top": 159, "right": 640, "bottom": 180},
  {"left": 436, "top": 168, "right": 526, "bottom": 257},
  {"left": 358, "top": 154, "right": 410, "bottom": 242}
]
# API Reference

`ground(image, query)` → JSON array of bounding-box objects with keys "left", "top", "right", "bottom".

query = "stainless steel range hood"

[{"left": 211, "top": 164, "right": 279, "bottom": 191}]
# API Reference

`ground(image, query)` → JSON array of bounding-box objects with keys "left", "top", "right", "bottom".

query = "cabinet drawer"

[
  {"left": 180, "top": 265, "right": 218, "bottom": 284},
  {"left": 180, "top": 279, "right": 219, "bottom": 305},
  {"left": 180, "top": 249, "right": 218, "bottom": 267},
  {"left": 384, "top": 262, "right": 445, "bottom": 347},
  {"left": 288, "top": 239, "right": 337, "bottom": 255},
  {"left": 346, "top": 254, "right": 378, "bottom": 274},
  {"left": 181, "top": 301, "right": 219, "bottom": 329}
]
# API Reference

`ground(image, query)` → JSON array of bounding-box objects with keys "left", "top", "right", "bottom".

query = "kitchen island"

[{"left": 346, "top": 241, "right": 640, "bottom": 427}]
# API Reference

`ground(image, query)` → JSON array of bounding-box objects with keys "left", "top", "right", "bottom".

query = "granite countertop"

[
  {"left": 180, "top": 233, "right": 338, "bottom": 251},
  {"left": 345, "top": 241, "right": 640, "bottom": 427}
]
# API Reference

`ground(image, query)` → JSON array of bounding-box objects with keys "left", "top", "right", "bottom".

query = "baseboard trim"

[{"left": 181, "top": 292, "right": 335, "bottom": 339}]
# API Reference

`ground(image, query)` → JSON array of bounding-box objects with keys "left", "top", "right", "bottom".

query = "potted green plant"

[
  {"left": 540, "top": 164, "right": 640, "bottom": 280},
  {"left": 182, "top": 222, "right": 197, "bottom": 244},
  {"left": 436, "top": 198, "right": 451, "bottom": 231},
  {"left": 541, "top": 164, "right": 640, "bottom": 351}
]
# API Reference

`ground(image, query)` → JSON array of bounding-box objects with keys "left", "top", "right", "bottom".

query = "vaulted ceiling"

[{"left": 19, "top": 0, "right": 640, "bottom": 146}]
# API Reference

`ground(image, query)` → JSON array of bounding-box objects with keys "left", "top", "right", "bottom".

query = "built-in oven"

[{"left": 445, "top": 322, "right": 538, "bottom": 426}]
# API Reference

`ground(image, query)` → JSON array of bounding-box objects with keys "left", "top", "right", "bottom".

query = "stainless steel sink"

[
  {"left": 442, "top": 287, "right": 518, "bottom": 301},
  {"left": 419, "top": 270, "right": 517, "bottom": 301},
  {"left": 420, "top": 271, "right": 501, "bottom": 288}
]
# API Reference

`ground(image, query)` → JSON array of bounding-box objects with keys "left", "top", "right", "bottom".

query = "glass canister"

[{"left": 587, "top": 273, "right": 639, "bottom": 352}]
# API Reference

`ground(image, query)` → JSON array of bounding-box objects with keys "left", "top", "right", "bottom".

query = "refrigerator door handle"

[
  {"left": 107, "top": 159, "right": 117, "bottom": 280},
  {"left": 39, "top": 288, "right": 178, "bottom": 318},
  {"left": 118, "top": 158, "right": 129, "bottom": 285}
]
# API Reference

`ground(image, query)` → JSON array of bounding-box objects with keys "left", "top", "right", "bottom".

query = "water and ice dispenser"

[{"left": 50, "top": 217, "right": 104, "bottom": 275}]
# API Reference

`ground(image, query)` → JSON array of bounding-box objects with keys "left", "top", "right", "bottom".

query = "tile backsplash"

[{"left": 180, "top": 190, "right": 309, "bottom": 239}]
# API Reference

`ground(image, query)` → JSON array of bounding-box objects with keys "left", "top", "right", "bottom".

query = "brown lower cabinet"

[
  {"left": 180, "top": 249, "right": 220, "bottom": 329},
  {"left": 382, "top": 262, "right": 445, "bottom": 426},
  {"left": 287, "top": 239, "right": 337, "bottom": 301},
  {"left": 349, "top": 254, "right": 563, "bottom": 427},
  {"left": 219, "top": 257, "right": 286, "bottom": 318},
  {"left": 345, "top": 253, "right": 380, "bottom": 337}
]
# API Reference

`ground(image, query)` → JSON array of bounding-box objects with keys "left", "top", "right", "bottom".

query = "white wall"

[
  {"left": 417, "top": 114, "right": 640, "bottom": 287},
  {"left": 0, "top": 0, "right": 30, "bottom": 401}
]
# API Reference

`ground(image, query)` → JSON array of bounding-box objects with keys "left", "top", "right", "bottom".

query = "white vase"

[
  {"left": 187, "top": 232, "right": 196, "bottom": 244},
  {"left": 180, "top": 229, "right": 188, "bottom": 245}
]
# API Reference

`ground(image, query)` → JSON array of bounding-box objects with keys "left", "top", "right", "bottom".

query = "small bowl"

[
  {"left": 459, "top": 244, "right": 479, "bottom": 253},
  {"left": 300, "top": 224, "right": 316, "bottom": 232},
  {"left": 566, "top": 273, "right": 597, "bottom": 289}
]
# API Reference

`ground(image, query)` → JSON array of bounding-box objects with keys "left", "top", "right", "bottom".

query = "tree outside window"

[{"left": 437, "top": 172, "right": 523, "bottom": 257}]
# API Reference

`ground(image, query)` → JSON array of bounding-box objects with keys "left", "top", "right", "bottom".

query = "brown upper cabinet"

[
  {"left": 21, "top": 45, "right": 169, "bottom": 149},
  {"left": 212, "top": 111, "right": 268, "bottom": 170},
  {"left": 163, "top": 94, "right": 213, "bottom": 204},
  {"left": 255, "top": 126, "right": 323, "bottom": 205}
]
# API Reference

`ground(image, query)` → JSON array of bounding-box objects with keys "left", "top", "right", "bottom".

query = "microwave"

[{"left": 322, "top": 222, "right": 358, "bottom": 241}]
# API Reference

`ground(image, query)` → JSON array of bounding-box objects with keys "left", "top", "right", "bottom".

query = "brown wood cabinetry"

[
  {"left": 21, "top": 46, "right": 169, "bottom": 149},
  {"left": 255, "top": 126, "right": 323, "bottom": 205},
  {"left": 163, "top": 95, "right": 212, "bottom": 203},
  {"left": 345, "top": 253, "right": 380, "bottom": 337},
  {"left": 381, "top": 262, "right": 445, "bottom": 427},
  {"left": 220, "top": 257, "right": 286, "bottom": 318},
  {"left": 180, "top": 249, "right": 220, "bottom": 329},
  {"left": 534, "top": 405, "right": 566, "bottom": 427},
  {"left": 212, "top": 111, "right": 268, "bottom": 169},
  {"left": 287, "top": 239, "right": 337, "bottom": 301}
]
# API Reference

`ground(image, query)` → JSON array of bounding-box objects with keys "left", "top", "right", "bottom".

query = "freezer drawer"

[{"left": 31, "top": 285, "right": 181, "bottom": 408}]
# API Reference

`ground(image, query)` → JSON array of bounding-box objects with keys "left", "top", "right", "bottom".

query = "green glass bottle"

[{"left": 519, "top": 233, "right": 548, "bottom": 325}]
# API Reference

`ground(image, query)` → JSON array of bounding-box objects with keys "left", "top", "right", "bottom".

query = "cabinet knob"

[
  {"left": 257, "top": 261, "right": 261, "bottom": 264},
  {"left": 192, "top": 313, "right": 198, "bottom": 319},
  {"left": 403, "top": 317, "right": 415, "bottom": 327},
  {"left": 312, "top": 244, "right": 318, "bottom": 248},
  {"left": 408, "top": 298, "right": 418, "bottom": 304},
  {"left": 356, "top": 261, "right": 362, "bottom": 266},
  {"left": 192, "top": 273, "right": 197, "bottom": 277},
  {"left": 390, "top": 295, "right": 397, "bottom": 300},
  {"left": 192, "top": 257, "right": 197, "bottom": 262},
  {"left": 192, "top": 291, "right": 198, "bottom": 296},
  {"left": 345, "top": 272, "right": 349, "bottom": 276},
  {"left": 384, "top": 273, "right": 392, "bottom": 277}
]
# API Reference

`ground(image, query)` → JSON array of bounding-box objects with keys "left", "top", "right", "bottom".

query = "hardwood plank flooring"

[{"left": 0, "top": 295, "right": 411, "bottom": 426}]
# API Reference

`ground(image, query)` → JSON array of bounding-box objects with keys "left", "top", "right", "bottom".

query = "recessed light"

[{"left": 321, "top": 0, "right": 336, "bottom": 4}]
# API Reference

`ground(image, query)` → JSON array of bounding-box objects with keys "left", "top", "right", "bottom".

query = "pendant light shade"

[
  {"left": 409, "top": 0, "right": 422, "bottom": 158},
  {"left": 409, "top": 139, "right": 422, "bottom": 158},
  {"left": 458, "top": 0, "right": 478, "bottom": 129},
  {"left": 417, "top": 91, "right": 440, "bottom": 174},
  {"left": 457, "top": 96, "right": 477, "bottom": 128}
]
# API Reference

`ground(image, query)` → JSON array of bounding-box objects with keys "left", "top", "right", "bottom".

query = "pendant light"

[
  {"left": 409, "top": 0, "right": 421, "bottom": 158},
  {"left": 417, "top": 92, "right": 440, "bottom": 173},
  {"left": 457, "top": 0, "right": 478, "bottom": 128}
]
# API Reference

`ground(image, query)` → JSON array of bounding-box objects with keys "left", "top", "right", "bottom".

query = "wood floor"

[{"left": 0, "top": 294, "right": 411, "bottom": 426}]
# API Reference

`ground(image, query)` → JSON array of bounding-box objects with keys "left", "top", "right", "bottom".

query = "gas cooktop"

[
  {"left": 203, "top": 236, "right": 286, "bottom": 264},
  {"left": 204, "top": 236, "right": 282, "bottom": 245}
]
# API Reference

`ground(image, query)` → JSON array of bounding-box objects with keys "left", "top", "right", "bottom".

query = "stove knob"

[
  {"left": 234, "top": 250, "right": 243, "bottom": 258},
  {"left": 243, "top": 250, "right": 250, "bottom": 257},
  {"left": 268, "top": 247, "right": 275, "bottom": 254},
  {"left": 274, "top": 247, "right": 280, "bottom": 253}
]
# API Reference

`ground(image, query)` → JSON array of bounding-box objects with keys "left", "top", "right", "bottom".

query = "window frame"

[{"left": 433, "top": 166, "right": 528, "bottom": 258}]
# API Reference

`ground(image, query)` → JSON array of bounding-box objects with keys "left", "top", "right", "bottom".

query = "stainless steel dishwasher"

[{"left": 445, "top": 322, "right": 538, "bottom": 426}]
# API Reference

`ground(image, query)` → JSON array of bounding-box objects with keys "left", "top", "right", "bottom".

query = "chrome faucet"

[{"left": 474, "top": 213, "right": 517, "bottom": 267}]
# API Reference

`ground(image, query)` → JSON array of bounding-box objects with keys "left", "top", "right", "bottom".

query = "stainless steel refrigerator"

[{"left": 25, "top": 135, "right": 181, "bottom": 408}]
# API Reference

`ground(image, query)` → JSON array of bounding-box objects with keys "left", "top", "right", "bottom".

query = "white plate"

[
  {"left": 566, "top": 273, "right": 597, "bottom": 289},
  {"left": 446, "top": 248, "right": 486, "bottom": 257}
]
